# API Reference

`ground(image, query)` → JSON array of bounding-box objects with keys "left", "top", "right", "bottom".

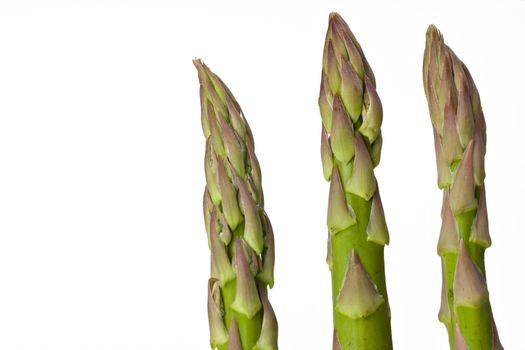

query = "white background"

[{"left": 0, "top": 0, "right": 524, "bottom": 349}]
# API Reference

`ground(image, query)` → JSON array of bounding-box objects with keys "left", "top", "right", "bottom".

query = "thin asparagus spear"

[
  {"left": 195, "top": 60, "right": 278, "bottom": 350},
  {"left": 423, "top": 25, "right": 503, "bottom": 350},
  {"left": 318, "top": 13, "right": 393, "bottom": 350}
]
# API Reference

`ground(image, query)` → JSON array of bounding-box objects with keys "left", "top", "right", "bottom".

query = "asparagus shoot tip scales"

[
  {"left": 195, "top": 59, "right": 278, "bottom": 350},
  {"left": 319, "top": 13, "right": 393, "bottom": 350},
  {"left": 423, "top": 25, "right": 503, "bottom": 350}
]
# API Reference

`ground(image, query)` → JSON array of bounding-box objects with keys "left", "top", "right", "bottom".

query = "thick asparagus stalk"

[
  {"left": 423, "top": 25, "right": 503, "bottom": 350},
  {"left": 195, "top": 60, "right": 278, "bottom": 350},
  {"left": 318, "top": 13, "right": 393, "bottom": 349}
]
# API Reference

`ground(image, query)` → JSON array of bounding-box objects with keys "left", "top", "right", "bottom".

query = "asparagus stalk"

[
  {"left": 423, "top": 25, "right": 503, "bottom": 350},
  {"left": 318, "top": 13, "right": 393, "bottom": 349},
  {"left": 195, "top": 60, "right": 278, "bottom": 350}
]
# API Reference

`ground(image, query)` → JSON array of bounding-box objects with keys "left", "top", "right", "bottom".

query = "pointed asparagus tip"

[
  {"left": 426, "top": 24, "right": 442, "bottom": 41},
  {"left": 193, "top": 58, "right": 209, "bottom": 82},
  {"left": 329, "top": 12, "right": 342, "bottom": 21},
  {"left": 454, "top": 240, "right": 489, "bottom": 307},
  {"left": 192, "top": 57, "right": 203, "bottom": 69}
]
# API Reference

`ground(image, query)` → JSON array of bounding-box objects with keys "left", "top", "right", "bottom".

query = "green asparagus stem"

[
  {"left": 423, "top": 25, "right": 503, "bottom": 350},
  {"left": 195, "top": 60, "right": 278, "bottom": 350},
  {"left": 318, "top": 13, "right": 393, "bottom": 350}
]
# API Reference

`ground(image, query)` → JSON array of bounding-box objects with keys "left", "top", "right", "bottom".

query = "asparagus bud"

[
  {"left": 318, "top": 12, "right": 393, "bottom": 350},
  {"left": 195, "top": 60, "right": 278, "bottom": 349},
  {"left": 423, "top": 25, "right": 503, "bottom": 350}
]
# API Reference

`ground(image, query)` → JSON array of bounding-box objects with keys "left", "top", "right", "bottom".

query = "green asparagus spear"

[
  {"left": 423, "top": 25, "right": 503, "bottom": 350},
  {"left": 195, "top": 60, "right": 278, "bottom": 350},
  {"left": 318, "top": 13, "right": 393, "bottom": 349}
]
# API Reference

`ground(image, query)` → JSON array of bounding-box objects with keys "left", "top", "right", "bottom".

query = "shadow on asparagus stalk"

[
  {"left": 319, "top": 13, "right": 393, "bottom": 350},
  {"left": 195, "top": 60, "right": 278, "bottom": 350},
  {"left": 423, "top": 25, "right": 503, "bottom": 350}
]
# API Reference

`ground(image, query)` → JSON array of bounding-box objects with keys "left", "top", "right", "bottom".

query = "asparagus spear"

[
  {"left": 423, "top": 25, "right": 503, "bottom": 350},
  {"left": 318, "top": 13, "right": 393, "bottom": 349},
  {"left": 195, "top": 60, "right": 278, "bottom": 350}
]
